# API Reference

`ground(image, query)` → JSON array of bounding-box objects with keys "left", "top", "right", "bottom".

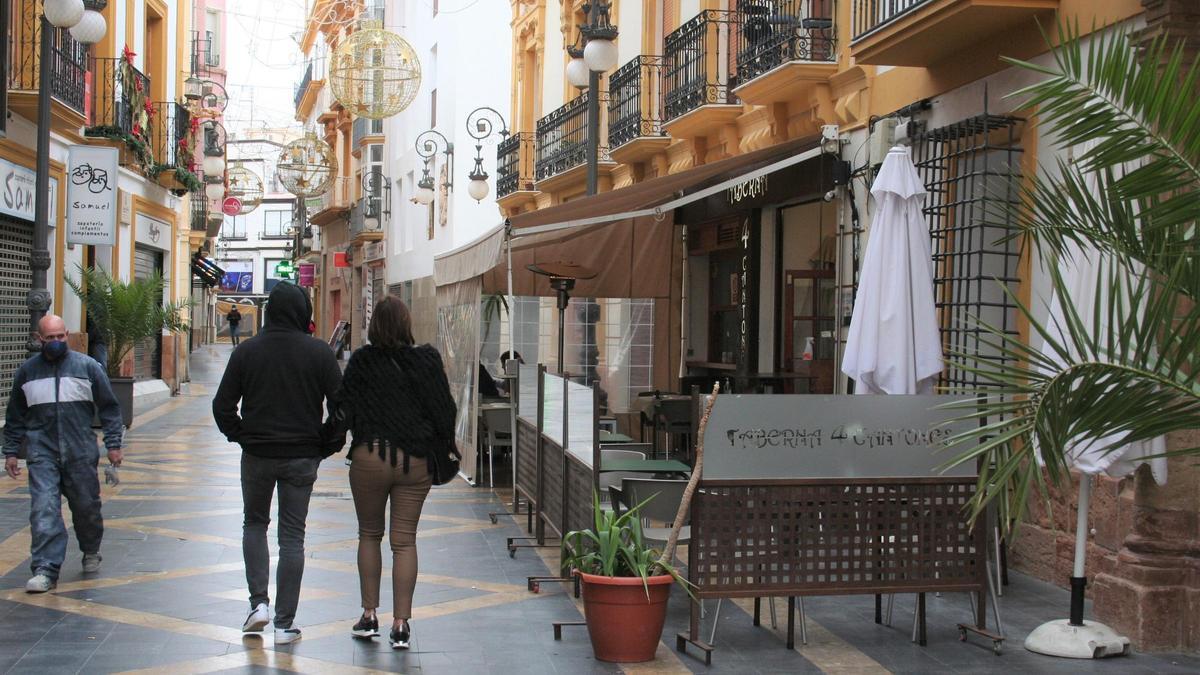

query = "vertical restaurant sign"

[
  {"left": 65, "top": 145, "right": 118, "bottom": 245},
  {"left": 737, "top": 217, "right": 752, "bottom": 371},
  {"left": 0, "top": 156, "right": 57, "bottom": 224}
]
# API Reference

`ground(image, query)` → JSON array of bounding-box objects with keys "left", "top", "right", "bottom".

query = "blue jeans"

[
  {"left": 229, "top": 324, "right": 240, "bottom": 345},
  {"left": 28, "top": 451, "right": 103, "bottom": 580},
  {"left": 241, "top": 454, "right": 320, "bottom": 628}
]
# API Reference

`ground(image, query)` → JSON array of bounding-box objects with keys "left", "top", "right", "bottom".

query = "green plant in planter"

[
  {"left": 561, "top": 491, "right": 690, "bottom": 594},
  {"left": 66, "top": 265, "right": 192, "bottom": 378}
]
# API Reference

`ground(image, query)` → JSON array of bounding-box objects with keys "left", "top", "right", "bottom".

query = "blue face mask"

[{"left": 41, "top": 340, "right": 69, "bottom": 361}]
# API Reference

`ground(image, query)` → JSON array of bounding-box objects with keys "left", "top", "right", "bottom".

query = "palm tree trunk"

[{"left": 655, "top": 382, "right": 719, "bottom": 572}]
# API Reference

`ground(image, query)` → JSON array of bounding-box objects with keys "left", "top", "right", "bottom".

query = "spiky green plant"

[
  {"left": 941, "top": 24, "right": 1200, "bottom": 531},
  {"left": 562, "top": 491, "right": 691, "bottom": 598},
  {"left": 66, "top": 265, "right": 192, "bottom": 378}
]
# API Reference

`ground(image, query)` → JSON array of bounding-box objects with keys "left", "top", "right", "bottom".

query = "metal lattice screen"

[
  {"left": 911, "top": 114, "right": 1023, "bottom": 392},
  {"left": 0, "top": 218, "right": 34, "bottom": 411}
]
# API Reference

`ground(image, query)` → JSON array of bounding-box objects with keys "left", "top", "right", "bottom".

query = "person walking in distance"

[
  {"left": 226, "top": 306, "right": 242, "bottom": 346},
  {"left": 3, "top": 315, "right": 124, "bottom": 593},
  {"left": 212, "top": 283, "right": 341, "bottom": 645},
  {"left": 332, "top": 296, "right": 456, "bottom": 649}
]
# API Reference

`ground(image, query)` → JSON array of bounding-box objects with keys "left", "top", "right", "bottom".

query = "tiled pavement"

[{"left": 1, "top": 345, "right": 1198, "bottom": 674}]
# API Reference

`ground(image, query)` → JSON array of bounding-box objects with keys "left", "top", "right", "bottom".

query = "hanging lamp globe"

[
  {"left": 69, "top": 9, "right": 107, "bottom": 45},
  {"left": 225, "top": 163, "right": 264, "bottom": 215},
  {"left": 328, "top": 19, "right": 421, "bottom": 120},
  {"left": 44, "top": 0, "right": 84, "bottom": 28},
  {"left": 276, "top": 132, "right": 337, "bottom": 197}
]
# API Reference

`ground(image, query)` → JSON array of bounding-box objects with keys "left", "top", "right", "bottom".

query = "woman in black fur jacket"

[{"left": 334, "top": 295, "right": 457, "bottom": 649}]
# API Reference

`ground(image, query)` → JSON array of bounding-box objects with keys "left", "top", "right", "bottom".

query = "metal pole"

[
  {"left": 586, "top": 70, "right": 600, "bottom": 197},
  {"left": 557, "top": 299, "right": 566, "bottom": 374},
  {"left": 27, "top": 16, "right": 54, "bottom": 351}
]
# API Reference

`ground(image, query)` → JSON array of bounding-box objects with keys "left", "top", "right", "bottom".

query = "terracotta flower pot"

[{"left": 579, "top": 571, "right": 673, "bottom": 663}]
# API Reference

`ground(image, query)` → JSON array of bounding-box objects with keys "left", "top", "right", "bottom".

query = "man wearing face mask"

[{"left": 3, "top": 315, "right": 124, "bottom": 593}]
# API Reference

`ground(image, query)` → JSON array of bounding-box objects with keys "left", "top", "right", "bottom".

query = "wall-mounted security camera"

[{"left": 823, "top": 190, "right": 836, "bottom": 203}]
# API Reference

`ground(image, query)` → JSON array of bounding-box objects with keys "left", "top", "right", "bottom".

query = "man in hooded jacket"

[{"left": 213, "top": 282, "right": 341, "bottom": 644}]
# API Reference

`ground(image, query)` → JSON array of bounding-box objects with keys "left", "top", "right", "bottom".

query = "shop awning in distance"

[{"left": 483, "top": 135, "right": 839, "bottom": 299}]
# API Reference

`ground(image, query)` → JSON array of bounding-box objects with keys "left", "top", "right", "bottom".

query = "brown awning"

[{"left": 485, "top": 134, "right": 827, "bottom": 298}]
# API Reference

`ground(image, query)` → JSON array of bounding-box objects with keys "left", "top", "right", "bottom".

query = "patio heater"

[{"left": 527, "top": 262, "right": 597, "bottom": 374}]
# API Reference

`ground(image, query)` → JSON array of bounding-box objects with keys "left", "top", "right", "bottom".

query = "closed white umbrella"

[
  {"left": 842, "top": 146, "right": 942, "bottom": 394},
  {"left": 1025, "top": 144, "right": 1161, "bottom": 660}
]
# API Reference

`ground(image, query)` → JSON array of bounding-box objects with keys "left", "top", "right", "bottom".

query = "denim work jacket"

[{"left": 2, "top": 351, "right": 123, "bottom": 463}]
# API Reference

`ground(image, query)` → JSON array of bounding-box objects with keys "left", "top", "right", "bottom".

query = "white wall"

[{"left": 384, "top": 0, "right": 512, "bottom": 285}]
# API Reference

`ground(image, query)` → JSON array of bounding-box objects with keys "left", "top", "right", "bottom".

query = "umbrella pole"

[
  {"left": 1069, "top": 473, "right": 1090, "bottom": 626},
  {"left": 1023, "top": 472, "right": 1131, "bottom": 659}
]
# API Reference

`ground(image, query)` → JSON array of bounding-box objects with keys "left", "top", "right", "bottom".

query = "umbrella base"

[{"left": 1023, "top": 619, "right": 1131, "bottom": 659}]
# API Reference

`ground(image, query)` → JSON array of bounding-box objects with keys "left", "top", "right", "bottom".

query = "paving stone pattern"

[{"left": 0, "top": 345, "right": 1197, "bottom": 673}]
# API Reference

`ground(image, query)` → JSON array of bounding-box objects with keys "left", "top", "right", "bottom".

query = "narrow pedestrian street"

[{"left": 0, "top": 346, "right": 1196, "bottom": 674}]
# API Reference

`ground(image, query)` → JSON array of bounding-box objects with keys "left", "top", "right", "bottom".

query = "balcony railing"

[
  {"left": 535, "top": 93, "right": 592, "bottom": 182},
  {"left": 149, "top": 102, "right": 191, "bottom": 170},
  {"left": 852, "top": 0, "right": 929, "bottom": 39},
  {"left": 734, "top": 0, "right": 836, "bottom": 83},
  {"left": 608, "top": 56, "right": 666, "bottom": 150},
  {"left": 7, "top": 0, "right": 88, "bottom": 115},
  {"left": 87, "top": 57, "right": 149, "bottom": 136},
  {"left": 664, "top": 10, "right": 738, "bottom": 123},
  {"left": 204, "top": 30, "right": 220, "bottom": 66},
  {"left": 352, "top": 116, "right": 384, "bottom": 146},
  {"left": 496, "top": 132, "right": 535, "bottom": 198},
  {"left": 294, "top": 61, "right": 314, "bottom": 110},
  {"left": 190, "top": 188, "right": 208, "bottom": 232}
]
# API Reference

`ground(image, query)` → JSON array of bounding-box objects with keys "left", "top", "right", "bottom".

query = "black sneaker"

[
  {"left": 389, "top": 621, "right": 411, "bottom": 650},
  {"left": 351, "top": 615, "right": 379, "bottom": 639}
]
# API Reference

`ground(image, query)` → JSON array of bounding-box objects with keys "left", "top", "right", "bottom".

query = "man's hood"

[{"left": 265, "top": 282, "right": 312, "bottom": 332}]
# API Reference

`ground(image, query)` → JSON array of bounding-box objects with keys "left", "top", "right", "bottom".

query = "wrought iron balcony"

[
  {"left": 664, "top": 11, "right": 739, "bottom": 130},
  {"left": 190, "top": 188, "right": 208, "bottom": 232},
  {"left": 735, "top": 0, "right": 835, "bottom": 81},
  {"left": 294, "top": 61, "right": 314, "bottom": 110},
  {"left": 851, "top": 0, "right": 1056, "bottom": 65},
  {"left": 496, "top": 132, "right": 535, "bottom": 199},
  {"left": 350, "top": 170, "right": 389, "bottom": 239},
  {"left": 535, "top": 93, "right": 593, "bottom": 183},
  {"left": 149, "top": 102, "right": 191, "bottom": 170},
  {"left": 608, "top": 56, "right": 667, "bottom": 151},
  {"left": 86, "top": 57, "right": 150, "bottom": 138},
  {"left": 7, "top": 0, "right": 88, "bottom": 116},
  {"left": 352, "top": 116, "right": 384, "bottom": 147}
]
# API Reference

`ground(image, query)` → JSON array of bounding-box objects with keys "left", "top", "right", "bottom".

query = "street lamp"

[
  {"left": 28, "top": 0, "right": 107, "bottom": 351},
  {"left": 465, "top": 107, "right": 508, "bottom": 203},
  {"left": 567, "top": 0, "right": 618, "bottom": 196},
  {"left": 414, "top": 129, "right": 452, "bottom": 206}
]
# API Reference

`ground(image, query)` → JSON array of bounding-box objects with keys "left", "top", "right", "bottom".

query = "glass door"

[{"left": 783, "top": 269, "right": 835, "bottom": 393}]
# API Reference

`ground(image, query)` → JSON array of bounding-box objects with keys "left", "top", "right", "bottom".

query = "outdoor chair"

[
  {"left": 598, "top": 448, "right": 648, "bottom": 507},
  {"left": 481, "top": 406, "right": 513, "bottom": 489}
]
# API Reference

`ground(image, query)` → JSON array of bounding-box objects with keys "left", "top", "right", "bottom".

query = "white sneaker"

[
  {"left": 24, "top": 573, "right": 55, "bottom": 593},
  {"left": 82, "top": 553, "right": 102, "bottom": 574},
  {"left": 241, "top": 603, "right": 270, "bottom": 632},
  {"left": 275, "top": 625, "right": 302, "bottom": 645}
]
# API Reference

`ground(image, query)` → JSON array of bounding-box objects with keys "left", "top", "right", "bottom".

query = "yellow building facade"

[
  {"left": 497, "top": 0, "right": 1199, "bottom": 652},
  {"left": 1, "top": 0, "right": 202, "bottom": 402}
]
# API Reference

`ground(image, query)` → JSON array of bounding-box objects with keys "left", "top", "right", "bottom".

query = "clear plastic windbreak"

[
  {"left": 436, "top": 277, "right": 483, "bottom": 483},
  {"left": 478, "top": 296, "right": 654, "bottom": 414},
  {"left": 566, "top": 378, "right": 596, "bottom": 466},
  {"left": 541, "top": 371, "right": 565, "bottom": 446},
  {"left": 517, "top": 363, "right": 539, "bottom": 423}
]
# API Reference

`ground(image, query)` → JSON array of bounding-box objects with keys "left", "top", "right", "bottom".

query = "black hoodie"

[{"left": 212, "top": 283, "right": 342, "bottom": 458}]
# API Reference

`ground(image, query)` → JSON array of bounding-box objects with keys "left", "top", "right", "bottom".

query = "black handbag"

[{"left": 388, "top": 355, "right": 460, "bottom": 486}]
